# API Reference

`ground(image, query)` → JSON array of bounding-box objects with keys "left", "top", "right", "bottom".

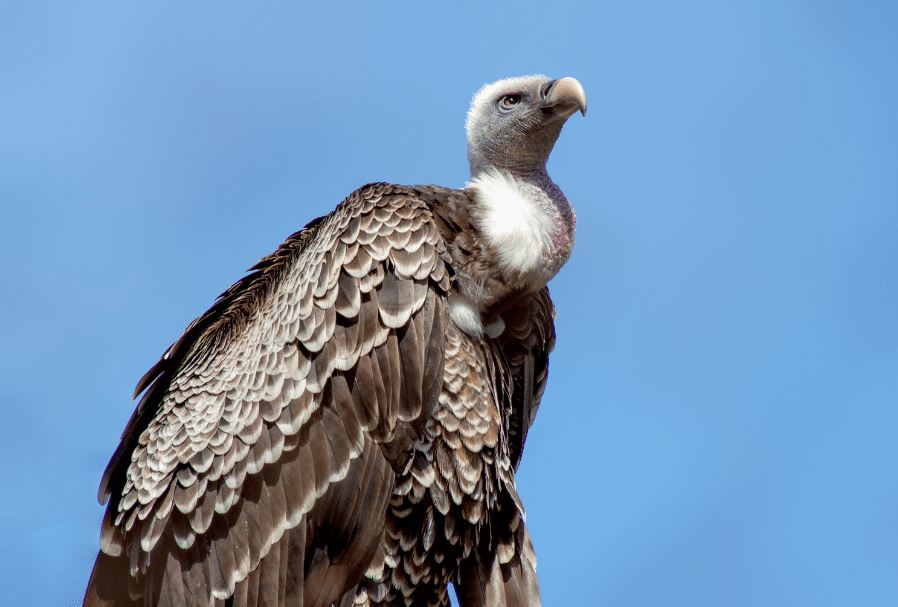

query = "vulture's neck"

[
  {"left": 467, "top": 166, "right": 576, "bottom": 289},
  {"left": 421, "top": 166, "right": 575, "bottom": 339}
]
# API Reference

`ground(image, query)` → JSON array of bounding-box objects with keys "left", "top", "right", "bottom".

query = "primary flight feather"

[{"left": 84, "top": 74, "right": 586, "bottom": 607}]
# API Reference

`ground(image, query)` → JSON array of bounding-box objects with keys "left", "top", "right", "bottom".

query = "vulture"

[{"left": 84, "top": 74, "right": 586, "bottom": 607}]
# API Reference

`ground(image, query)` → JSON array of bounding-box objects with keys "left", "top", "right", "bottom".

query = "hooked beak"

[{"left": 542, "top": 76, "right": 587, "bottom": 120}]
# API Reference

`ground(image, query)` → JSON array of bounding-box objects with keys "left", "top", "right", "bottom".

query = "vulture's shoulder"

[{"left": 95, "top": 183, "right": 454, "bottom": 598}]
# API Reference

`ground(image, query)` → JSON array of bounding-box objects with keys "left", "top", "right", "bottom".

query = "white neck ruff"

[{"left": 468, "top": 168, "right": 558, "bottom": 281}]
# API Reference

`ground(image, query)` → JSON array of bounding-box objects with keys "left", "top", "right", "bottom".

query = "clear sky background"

[{"left": 1, "top": 1, "right": 896, "bottom": 605}]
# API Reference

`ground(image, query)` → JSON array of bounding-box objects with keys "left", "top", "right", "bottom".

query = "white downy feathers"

[
  {"left": 468, "top": 169, "right": 555, "bottom": 278},
  {"left": 448, "top": 293, "right": 484, "bottom": 339}
]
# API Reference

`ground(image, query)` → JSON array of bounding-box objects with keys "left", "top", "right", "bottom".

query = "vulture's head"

[{"left": 466, "top": 74, "right": 586, "bottom": 175}]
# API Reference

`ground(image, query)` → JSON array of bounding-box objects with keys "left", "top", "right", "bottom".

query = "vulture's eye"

[{"left": 498, "top": 94, "right": 522, "bottom": 110}]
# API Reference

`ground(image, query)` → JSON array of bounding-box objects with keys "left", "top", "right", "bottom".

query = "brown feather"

[{"left": 85, "top": 182, "right": 558, "bottom": 607}]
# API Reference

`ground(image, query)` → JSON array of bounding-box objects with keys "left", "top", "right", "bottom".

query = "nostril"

[{"left": 541, "top": 80, "right": 557, "bottom": 99}]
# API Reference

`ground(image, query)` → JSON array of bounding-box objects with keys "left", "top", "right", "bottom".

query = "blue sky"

[{"left": 1, "top": 1, "right": 896, "bottom": 605}]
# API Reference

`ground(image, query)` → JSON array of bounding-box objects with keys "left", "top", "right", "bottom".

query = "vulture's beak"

[{"left": 542, "top": 77, "right": 587, "bottom": 120}]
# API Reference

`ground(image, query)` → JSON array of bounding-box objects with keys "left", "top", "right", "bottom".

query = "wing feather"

[
  {"left": 85, "top": 183, "right": 451, "bottom": 607},
  {"left": 497, "top": 288, "right": 557, "bottom": 469}
]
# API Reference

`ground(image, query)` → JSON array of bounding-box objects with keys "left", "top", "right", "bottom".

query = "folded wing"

[{"left": 84, "top": 183, "right": 451, "bottom": 607}]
